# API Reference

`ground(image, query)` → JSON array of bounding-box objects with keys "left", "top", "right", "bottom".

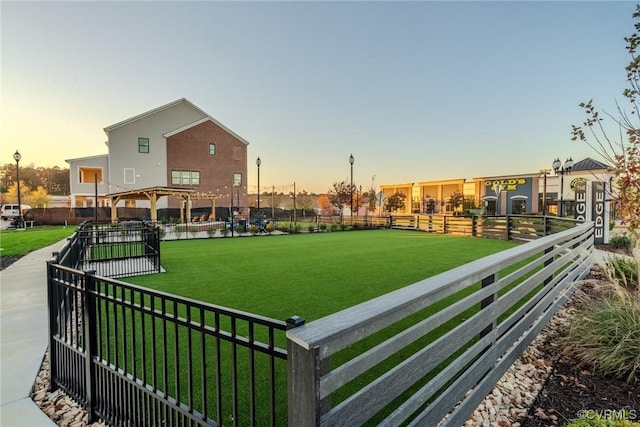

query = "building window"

[
  {"left": 209, "top": 143, "right": 216, "bottom": 155},
  {"left": 233, "top": 146, "right": 242, "bottom": 160},
  {"left": 124, "top": 168, "right": 135, "bottom": 184},
  {"left": 138, "top": 137, "right": 150, "bottom": 153},
  {"left": 233, "top": 173, "right": 242, "bottom": 186},
  {"left": 171, "top": 170, "right": 200, "bottom": 186}
]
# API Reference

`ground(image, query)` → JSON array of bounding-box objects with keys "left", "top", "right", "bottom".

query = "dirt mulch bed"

[
  {"left": 520, "top": 266, "right": 640, "bottom": 426},
  {"left": 0, "top": 255, "right": 22, "bottom": 271}
]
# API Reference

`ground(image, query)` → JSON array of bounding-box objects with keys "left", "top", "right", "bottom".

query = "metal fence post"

[
  {"left": 83, "top": 270, "right": 99, "bottom": 423},
  {"left": 480, "top": 272, "right": 497, "bottom": 339},
  {"left": 46, "top": 261, "right": 58, "bottom": 393}
]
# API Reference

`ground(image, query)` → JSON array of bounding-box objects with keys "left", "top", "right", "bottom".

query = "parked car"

[{"left": 1, "top": 204, "right": 31, "bottom": 221}]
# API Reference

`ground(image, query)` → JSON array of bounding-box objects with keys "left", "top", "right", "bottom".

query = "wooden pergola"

[{"left": 107, "top": 186, "right": 217, "bottom": 223}]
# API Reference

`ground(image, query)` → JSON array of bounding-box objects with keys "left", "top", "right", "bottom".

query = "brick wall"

[{"left": 166, "top": 120, "right": 248, "bottom": 210}]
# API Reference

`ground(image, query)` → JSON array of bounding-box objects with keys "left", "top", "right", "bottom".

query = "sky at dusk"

[{"left": 1, "top": 1, "right": 634, "bottom": 193}]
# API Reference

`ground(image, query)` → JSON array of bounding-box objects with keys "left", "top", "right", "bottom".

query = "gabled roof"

[
  {"left": 571, "top": 157, "right": 609, "bottom": 171},
  {"left": 164, "top": 116, "right": 250, "bottom": 146},
  {"left": 103, "top": 98, "right": 208, "bottom": 135}
]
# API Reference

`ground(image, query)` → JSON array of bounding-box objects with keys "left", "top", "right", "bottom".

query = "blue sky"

[{"left": 1, "top": 1, "right": 634, "bottom": 193}]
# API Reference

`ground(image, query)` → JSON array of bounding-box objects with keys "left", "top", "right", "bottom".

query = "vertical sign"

[
  {"left": 574, "top": 181, "right": 587, "bottom": 222},
  {"left": 592, "top": 182, "right": 605, "bottom": 244}
]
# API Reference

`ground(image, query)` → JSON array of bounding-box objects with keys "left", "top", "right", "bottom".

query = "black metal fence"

[
  {"left": 46, "top": 215, "right": 591, "bottom": 426},
  {"left": 55, "top": 221, "right": 161, "bottom": 278},
  {"left": 47, "top": 264, "right": 293, "bottom": 426}
]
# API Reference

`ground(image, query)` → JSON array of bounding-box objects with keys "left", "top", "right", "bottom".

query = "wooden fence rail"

[{"left": 287, "top": 222, "right": 594, "bottom": 426}]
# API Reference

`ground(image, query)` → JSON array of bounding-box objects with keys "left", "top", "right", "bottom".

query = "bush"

[
  {"left": 206, "top": 226, "right": 217, "bottom": 238},
  {"left": 307, "top": 225, "right": 315, "bottom": 233},
  {"left": 319, "top": 223, "right": 327, "bottom": 232},
  {"left": 610, "top": 235, "right": 635, "bottom": 252},
  {"left": 330, "top": 223, "right": 338, "bottom": 232},
  {"left": 564, "top": 290, "right": 640, "bottom": 384}
]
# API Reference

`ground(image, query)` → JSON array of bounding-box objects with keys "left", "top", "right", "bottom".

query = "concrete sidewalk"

[{"left": 1, "top": 241, "right": 65, "bottom": 426}]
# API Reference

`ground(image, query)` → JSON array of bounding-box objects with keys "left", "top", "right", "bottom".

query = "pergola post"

[{"left": 110, "top": 196, "right": 119, "bottom": 223}]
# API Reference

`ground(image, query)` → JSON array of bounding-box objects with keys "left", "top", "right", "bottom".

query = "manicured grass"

[
  {"left": 97, "top": 229, "right": 524, "bottom": 424},
  {"left": 0, "top": 225, "right": 76, "bottom": 257},
  {"left": 128, "top": 229, "right": 518, "bottom": 321}
]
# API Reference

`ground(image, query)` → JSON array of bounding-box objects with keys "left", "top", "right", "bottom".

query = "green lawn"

[
  {"left": 128, "top": 229, "right": 518, "bottom": 321},
  {"left": 0, "top": 225, "right": 76, "bottom": 257}
]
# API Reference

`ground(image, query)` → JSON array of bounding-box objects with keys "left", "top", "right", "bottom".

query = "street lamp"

[
  {"left": 349, "top": 154, "right": 354, "bottom": 218},
  {"left": 540, "top": 168, "right": 551, "bottom": 215},
  {"left": 552, "top": 157, "right": 573, "bottom": 217},
  {"left": 13, "top": 150, "right": 22, "bottom": 224},
  {"left": 256, "top": 157, "right": 261, "bottom": 217}
]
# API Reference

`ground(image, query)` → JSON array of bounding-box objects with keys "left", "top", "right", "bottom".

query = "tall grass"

[{"left": 565, "top": 256, "right": 640, "bottom": 384}]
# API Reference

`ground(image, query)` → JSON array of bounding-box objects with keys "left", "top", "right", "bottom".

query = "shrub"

[
  {"left": 319, "top": 223, "right": 327, "bottom": 232},
  {"left": 189, "top": 225, "right": 199, "bottom": 238},
  {"left": 610, "top": 235, "right": 635, "bottom": 252},
  {"left": 307, "top": 225, "right": 315, "bottom": 233},
  {"left": 330, "top": 223, "right": 338, "bottom": 232},
  {"left": 249, "top": 225, "right": 258, "bottom": 235},
  {"left": 564, "top": 290, "right": 640, "bottom": 384},
  {"left": 220, "top": 226, "right": 229, "bottom": 237},
  {"left": 266, "top": 222, "right": 274, "bottom": 234},
  {"left": 206, "top": 226, "right": 217, "bottom": 238}
]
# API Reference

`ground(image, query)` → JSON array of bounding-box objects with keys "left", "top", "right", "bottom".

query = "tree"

[
  {"left": 449, "top": 190, "right": 464, "bottom": 214},
  {"left": 327, "top": 181, "right": 352, "bottom": 220},
  {"left": 364, "top": 188, "right": 378, "bottom": 213},
  {"left": 296, "top": 190, "right": 315, "bottom": 216},
  {"left": 571, "top": 4, "right": 640, "bottom": 286},
  {"left": 29, "top": 186, "right": 50, "bottom": 208},
  {"left": 0, "top": 163, "right": 69, "bottom": 195},
  {"left": 317, "top": 194, "right": 337, "bottom": 215},
  {"left": 423, "top": 196, "right": 436, "bottom": 214},
  {"left": 4, "top": 181, "right": 32, "bottom": 205},
  {"left": 384, "top": 192, "right": 406, "bottom": 213}
]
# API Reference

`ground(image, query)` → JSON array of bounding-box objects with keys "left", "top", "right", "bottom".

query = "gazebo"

[{"left": 106, "top": 187, "right": 217, "bottom": 223}]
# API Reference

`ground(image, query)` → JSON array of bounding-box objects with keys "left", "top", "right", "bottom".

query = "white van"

[{"left": 1, "top": 204, "right": 31, "bottom": 221}]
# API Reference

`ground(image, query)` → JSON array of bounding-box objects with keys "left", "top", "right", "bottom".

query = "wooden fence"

[
  {"left": 391, "top": 214, "right": 578, "bottom": 242},
  {"left": 286, "top": 221, "right": 594, "bottom": 426}
]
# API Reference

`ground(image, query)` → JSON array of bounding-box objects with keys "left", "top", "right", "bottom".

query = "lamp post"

[
  {"left": 256, "top": 157, "right": 261, "bottom": 217},
  {"left": 552, "top": 157, "right": 573, "bottom": 217},
  {"left": 540, "top": 168, "right": 551, "bottom": 215},
  {"left": 349, "top": 154, "right": 354, "bottom": 218},
  {"left": 13, "top": 150, "right": 22, "bottom": 224}
]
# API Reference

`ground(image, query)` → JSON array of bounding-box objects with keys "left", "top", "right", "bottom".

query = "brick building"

[{"left": 66, "top": 98, "right": 249, "bottom": 213}]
